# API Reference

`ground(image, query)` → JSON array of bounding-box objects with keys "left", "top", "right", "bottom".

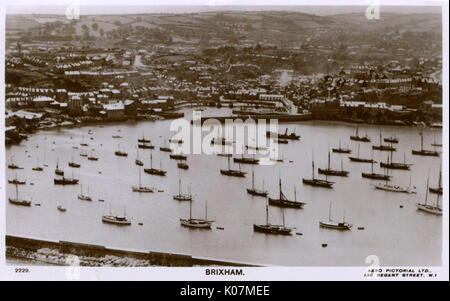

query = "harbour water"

[{"left": 5, "top": 108, "right": 443, "bottom": 266}]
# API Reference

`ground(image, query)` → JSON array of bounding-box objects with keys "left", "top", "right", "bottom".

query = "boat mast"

[
  {"left": 425, "top": 173, "right": 429, "bottom": 206},
  {"left": 150, "top": 152, "right": 153, "bottom": 169},
  {"left": 189, "top": 199, "right": 192, "bottom": 220},
  {"left": 205, "top": 200, "right": 208, "bottom": 220},
  {"left": 329, "top": 202, "right": 332, "bottom": 221},
  {"left": 421, "top": 133, "right": 424, "bottom": 151},
  {"left": 279, "top": 177, "right": 282, "bottom": 200},
  {"left": 265, "top": 200, "right": 269, "bottom": 225},
  {"left": 252, "top": 168, "right": 255, "bottom": 190},
  {"left": 328, "top": 152, "right": 331, "bottom": 170},
  {"left": 357, "top": 143, "right": 360, "bottom": 158}
]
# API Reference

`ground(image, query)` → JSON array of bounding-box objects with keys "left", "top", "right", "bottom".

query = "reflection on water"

[{"left": 5, "top": 108, "right": 443, "bottom": 266}]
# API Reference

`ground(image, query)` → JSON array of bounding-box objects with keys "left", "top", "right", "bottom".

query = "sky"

[{"left": 4, "top": 0, "right": 444, "bottom": 15}]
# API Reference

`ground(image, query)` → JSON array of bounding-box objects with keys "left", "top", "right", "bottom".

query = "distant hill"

[{"left": 5, "top": 11, "right": 442, "bottom": 42}]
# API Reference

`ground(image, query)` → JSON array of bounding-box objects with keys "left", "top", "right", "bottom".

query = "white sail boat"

[
  {"left": 132, "top": 167, "right": 153, "bottom": 192},
  {"left": 319, "top": 202, "right": 352, "bottom": 230},
  {"left": 416, "top": 173, "right": 442, "bottom": 215}
]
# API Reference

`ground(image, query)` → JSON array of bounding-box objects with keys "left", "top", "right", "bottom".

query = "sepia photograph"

[{"left": 0, "top": 0, "right": 448, "bottom": 282}]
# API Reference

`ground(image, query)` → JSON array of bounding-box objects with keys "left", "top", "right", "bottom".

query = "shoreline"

[{"left": 6, "top": 108, "right": 442, "bottom": 146}]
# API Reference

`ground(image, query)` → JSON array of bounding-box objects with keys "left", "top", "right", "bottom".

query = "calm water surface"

[{"left": 5, "top": 108, "right": 443, "bottom": 266}]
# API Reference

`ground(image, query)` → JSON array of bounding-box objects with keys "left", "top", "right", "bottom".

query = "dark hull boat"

[
  {"left": 138, "top": 143, "right": 154, "bottom": 149},
  {"left": 68, "top": 162, "right": 81, "bottom": 168},
  {"left": 135, "top": 159, "right": 144, "bottom": 166},
  {"left": 349, "top": 157, "right": 375, "bottom": 163},
  {"left": 318, "top": 169, "right": 349, "bottom": 176},
  {"left": 412, "top": 149, "right": 439, "bottom": 157},
  {"left": 220, "top": 169, "right": 246, "bottom": 177},
  {"left": 54, "top": 177, "right": 79, "bottom": 185},
  {"left": 373, "top": 145, "right": 396, "bottom": 151},
  {"left": 253, "top": 202, "right": 295, "bottom": 235},
  {"left": 269, "top": 179, "right": 305, "bottom": 209},
  {"left": 318, "top": 152, "right": 349, "bottom": 177},
  {"left": 247, "top": 188, "right": 268, "bottom": 197},
  {"left": 266, "top": 129, "right": 300, "bottom": 140},
  {"left": 384, "top": 137, "right": 399, "bottom": 144},
  {"left": 233, "top": 157, "right": 259, "bottom": 165},
  {"left": 180, "top": 199, "right": 213, "bottom": 229},
  {"left": 411, "top": 130, "right": 439, "bottom": 156},
  {"left": 8, "top": 164, "right": 23, "bottom": 170},
  {"left": 350, "top": 127, "right": 370, "bottom": 142},
  {"left": 170, "top": 154, "right": 187, "bottom": 160},
  {"left": 274, "top": 139, "right": 288, "bottom": 144},
  {"left": 429, "top": 187, "right": 443, "bottom": 195},
  {"left": 138, "top": 137, "right": 151, "bottom": 143},
  {"left": 253, "top": 224, "right": 293, "bottom": 235},
  {"left": 177, "top": 162, "right": 189, "bottom": 170},
  {"left": 380, "top": 162, "right": 411, "bottom": 170},
  {"left": 361, "top": 172, "right": 390, "bottom": 180},
  {"left": 302, "top": 178, "right": 334, "bottom": 188},
  {"left": 160, "top": 146, "right": 172, "bottom": 152},
  {"left": 88, "top": 156, "right": 98, "bottom": 161},
  {"left": 115, "top": 151, "right": 128, "bottom": 157},
  {"left": 144, "top": 168, "right": 166, "bottom": 176},
  {"left": 8, "top": 179, "right": 26, "bottom": 185},
  {"left": 302, "top": 159, "right": 335, "bottom": 188},
  {"left": 373, "top": 131, "right": 395, "bottom": 151},
  {"left": 9, "top": 198, "right": 32, "bottom": 206},
  {"left": 412, "top": 131, "right": 438, "bottom": 157}
]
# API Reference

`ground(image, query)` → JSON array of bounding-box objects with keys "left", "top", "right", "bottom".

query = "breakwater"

[
  {"left": 5, "top": 235, "right": 262, "bottom": 267},
  {"left": 192, "top": 113, "right": 313, "bottom": 124}
]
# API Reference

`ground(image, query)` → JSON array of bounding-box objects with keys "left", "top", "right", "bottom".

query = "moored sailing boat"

[
  {"left": 302, "top": 159, "right": 335, "bottom": 188},
  {"left": 173, "top": 173, "right": 192, "bottom": 201},
  {"left": 318, "top": 152, "right": 349, "bottom": 177},
  {"left": 220, "top": 156, "right": 246, "bottom": 177},
  {"left": 269, "top": 179, "right": 305, "bottom": 209},
  {"left": 78, "top": 184, "right": 92, "bottom": 201},
  {"left": 132, "top": 167, "right": 154, "bottom": 192},
  {"left": 373, "top": 175, "right": 416, "bottom": 194},
  {"left": 54, "top": 170, "right": 79, "bottom": 185},
  {"left": 247, "top": 168, "right": 268, "bottom": 197},
  {"left": 102, "top": 203, "right": 132, "bottom": 225},
  {"left": 8, "top": 173, "right": 26, "bottom": 185},
  {"left": 55, "top": 158, "right": 64, "bottom": 176},
  {"left": 138, "top": 134, "right": 151, "bottom": 143},
  {"left": 8, "top": 156, "right": 23, "bottom": 169},
  {"left": 412, "top": 132, "right": 440, "bottom": 157},
  {"left": 135, "top": 148, "right": 144, "bottom": 166},
  {"left": 115, "top": 144, "right": 128, "bottom": 157},
  {"left": 429, "top": 167, "right": 442, "bottom": 195},
  {"left": 349, "top": 143, "right": 376, "bottom": 163},
  {"left": 144, "top": 152, "right": 167, "bottom": 176},
  {"left": 68, "top": 155, "right": 81, "bottom": 168},
  {"left": 319, "top": 202, "right": 352, "bottom": 230},
  {"left": 416, "top": 174, "right": 442, "bottom": 216},
  {"left": 379, "top": 151, "right": 411, "bottom": 170},
  {"left": 332, "top": 139, "right": 351, "bottom": 154},
  {"left": 372, "top": 131, "right": 396, "bottom": 151},
  {"left": 350, "top": 127, "right": 370, "bottom": 142},
  {"left": 361, "top": 150, "right": 391, "bottom": 180},
  {"left": 253, "top": 200, "right": 295, "bottom": 235},
  {"left": 8, "top": 183, "right": 31, "bottom": 206},
  {"left": 180, "top": 199, "right": 214, "bottom": 229}
]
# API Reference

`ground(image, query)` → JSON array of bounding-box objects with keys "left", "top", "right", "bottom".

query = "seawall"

[{"left": 5, "top": 235, "right": 262, "bottom": 267}]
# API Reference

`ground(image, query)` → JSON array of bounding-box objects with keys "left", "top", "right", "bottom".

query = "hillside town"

[{"left": 5, "top": 12, "right": 443, "bottom": 144}]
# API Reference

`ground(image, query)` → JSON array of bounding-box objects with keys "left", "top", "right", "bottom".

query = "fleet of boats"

[{"left": 6, "top": 125, "right": 443, "bottom": 243}]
